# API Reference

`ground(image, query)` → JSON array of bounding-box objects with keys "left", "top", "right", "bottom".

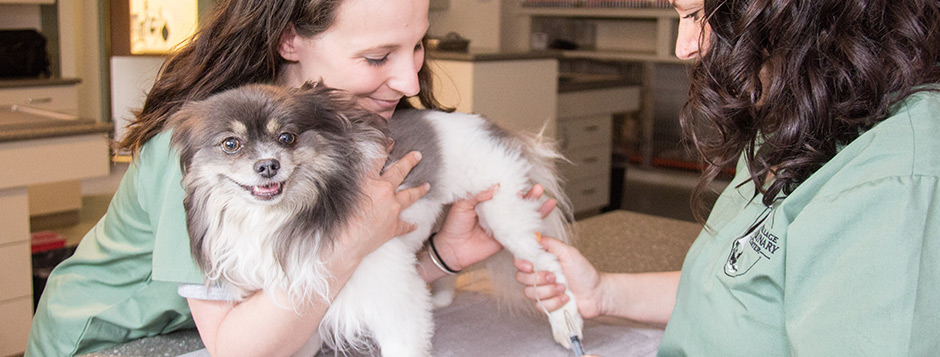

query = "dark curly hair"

[{"left": 683, "top": 0, "right": 940, "bottom": 221}]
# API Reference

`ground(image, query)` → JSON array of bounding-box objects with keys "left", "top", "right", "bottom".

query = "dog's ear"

[{"left": 292, "top": 84, "right": 390, "bottom": 135}]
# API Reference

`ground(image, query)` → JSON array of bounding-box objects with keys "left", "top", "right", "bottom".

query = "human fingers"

[
  {"left": 395, "top": 182, "right": 430, "bottom": 210},
  {"left": 515, "top": 266, "right": 557, "bottom": 286},
  {"left": 524, "top": 284, "right": 570, "bottom": 312},
  {"left": 513, "top": 258, "right": 534, "bottom": 273},
  {"left": 382, "top": 151, "right": 422, "bottom": 184},
  {"left": 539, "top": 198, "right": 557, "bottom": 218},
  {"left": 521, "top": 184, "right": 557, "bottom": 218},
  {"left": 523, "top": 184, "right": 545, "bottom": 200},
  {"left": 538, "top": 235, "right": 577, "bottom": 257},
  {"left": 451, "top": 184, "right": 497, "bottom": 212}
]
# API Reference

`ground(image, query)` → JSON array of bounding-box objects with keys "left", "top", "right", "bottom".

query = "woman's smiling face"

[{"left": 278, "top": 0, "right": 430, "bottom": 120}]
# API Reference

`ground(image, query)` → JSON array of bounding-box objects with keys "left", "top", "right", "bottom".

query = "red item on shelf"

[{"left": 31, "top": 231, "right": 66, "bottom": 253}]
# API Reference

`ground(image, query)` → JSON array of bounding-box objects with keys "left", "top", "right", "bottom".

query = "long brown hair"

[
  {"left": 119, "top": 0, "right": 444, "bottom": 154},
  {"left": 683, "top": 0, "right": 940, "bottom": 221}
]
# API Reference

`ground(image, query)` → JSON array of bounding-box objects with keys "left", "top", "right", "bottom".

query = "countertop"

[
  {"left": 80, "top": 210, "right": 702, "bottom": 356},
  {"left": 428, "top": 49, "right": 640, "bottom": 92},
  {"left": 0, "top": 119, "right": 112, "bottom": 143},
  {"left": 428, "top": 49, "right": 561, "bottom": 62},
  {"left": 0, "top": 105, "right": 111, "bottom": 143},
  {"left": 0, "top": 77, "right": 81, "bottom": 89}
]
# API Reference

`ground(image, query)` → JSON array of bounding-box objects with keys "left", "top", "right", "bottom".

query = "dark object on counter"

[
  {"left": 33, "top": 245, "right": 77, "bottom": 310},
  {"left": 548, "top": 39, "right": 579, "bottom": 51},
  {"left": 427, "top": 32, "right": 470, "bottom": 52},
  {"left": 0, "top": 29, "right": 52, "bottom": 79}
]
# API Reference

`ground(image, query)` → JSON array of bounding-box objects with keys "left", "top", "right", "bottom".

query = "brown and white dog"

[{"left": 166, "top": 83, "right": 582, "bottom": 356}]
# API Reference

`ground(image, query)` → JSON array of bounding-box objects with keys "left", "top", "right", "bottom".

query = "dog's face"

[
  {"left": 169, "top": 83, "right": 390, "bottom": 213},
  {"left": 170, "top": 85, "right": 320, "bottom": 206},
  {"left": 167, "top": 84, "right": 392, "bottom": 294}
]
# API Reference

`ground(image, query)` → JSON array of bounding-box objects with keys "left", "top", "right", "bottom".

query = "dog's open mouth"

[{"left": 242, "top": 182, "right": 284, "bottom": 200}]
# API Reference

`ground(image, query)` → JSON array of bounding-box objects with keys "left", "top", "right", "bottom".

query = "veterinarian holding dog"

[
  {"left": 517, "top": 0, "right": 940, "bottom": 355},
  {"left": 27, "top": 0, "right": 554, "bottom": 355}
]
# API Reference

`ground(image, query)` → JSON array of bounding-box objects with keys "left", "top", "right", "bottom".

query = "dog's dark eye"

[
  {"left": 278, "top": 132, "right": 296, "bottom": 146},
  {"left": 220, "top": 137, "right": 241, "bottom": 154}
]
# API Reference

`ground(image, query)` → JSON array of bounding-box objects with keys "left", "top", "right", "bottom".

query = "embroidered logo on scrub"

[{"left": 724, "top": 205, "right": 781, "bottom": 277}]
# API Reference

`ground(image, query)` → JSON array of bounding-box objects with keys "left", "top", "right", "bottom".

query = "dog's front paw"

[
  {"left": 431, "top": 288, "right": 455, "bottom": 308},
  {"left": 430, "top": 275, "right": 457, "bottom": 308},
  {"left": 548, "top": 296, "right": 583, "bottom": 350}
]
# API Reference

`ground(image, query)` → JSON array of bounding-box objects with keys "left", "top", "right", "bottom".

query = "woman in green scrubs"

[
  {"left": 27, "top": 0, "right": 553, "bottom": 355},
  {"left": 516, "top": 0, "right": 940, "bottom": 355}
]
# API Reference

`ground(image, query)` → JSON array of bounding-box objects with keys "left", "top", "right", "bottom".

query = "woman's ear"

[{"left": 278, "top": 24, "right": 301, "bottom": 62}]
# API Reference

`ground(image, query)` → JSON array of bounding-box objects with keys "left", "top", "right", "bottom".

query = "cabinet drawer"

[
  {"left": 0, "top": 85, "right": 79, "bottom": 114},
  {"left": 0, "top": 297, "right": 32, "bottom": 357},
  {"left": 566, "top": 175, "right": 610, "bottom": 213},
  {"left": 558, "top": 86, "right": 641, "bottom": 119},
  {"left": 0, "top": 241, "right": 32, "bottom": 301},
  {"left": 0, "top": 188, "right": 29, "bottom": 245},
  {"left": 560, "top": 146, "right": 612, "bottom": 182},
  {"left": 558, "top": 115, "right": 612, "bottom": 151}
]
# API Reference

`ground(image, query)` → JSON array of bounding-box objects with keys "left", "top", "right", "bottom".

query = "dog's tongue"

[{"left": 253, "top": 182, "right": 282, "bottom": 197}]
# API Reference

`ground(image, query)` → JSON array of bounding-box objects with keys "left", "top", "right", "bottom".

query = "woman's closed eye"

[
  {"left": 682, "top": 9, "right": 703, "bottom": 21},
  {"left": 365, "top": 42, "right": 423, "bottom": 67},
  {"left": 365, "top": 54, "right": 390, "bottom": 66}
]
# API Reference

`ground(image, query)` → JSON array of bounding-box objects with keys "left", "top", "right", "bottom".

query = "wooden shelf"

[
  {"left": 0, "top": 0, "right": 55, "bottom": 4},
  {"left": 560, "top": 50, "right": 689, "bottom": 64},
  {"left": 519, "top": 7, "right": 678, "bottom": 19}
]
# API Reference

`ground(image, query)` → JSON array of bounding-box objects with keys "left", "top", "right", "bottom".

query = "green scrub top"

[
  {"left": 659, "top": 90, "right": 940, "bottom": 356},
  {"left": 27, "top": 131, "right": 205, "bottom": 356}
]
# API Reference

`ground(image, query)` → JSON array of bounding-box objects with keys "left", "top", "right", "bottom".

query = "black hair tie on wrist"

[{"left": 427, "top": 233, "right": 460, "bottom": 275}]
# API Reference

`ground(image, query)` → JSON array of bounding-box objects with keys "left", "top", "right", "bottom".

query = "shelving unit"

[
  {"left": 0, "top": 0, "right": 54, "bottom": 3},
  {"left": 517, "top": 6, "right": 689, "bottom": 166}
]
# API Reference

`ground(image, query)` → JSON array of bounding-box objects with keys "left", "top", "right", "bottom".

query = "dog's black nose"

[{"left": 254, "top": 159, "right": 280, "bottom": 178}]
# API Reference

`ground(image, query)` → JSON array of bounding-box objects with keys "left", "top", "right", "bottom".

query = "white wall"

[
  {"left": 110, "top": 56, "right": 165, "bottom": 144},
  {"left": 58, "top": 0, "right": 105, "bottom": 122}
]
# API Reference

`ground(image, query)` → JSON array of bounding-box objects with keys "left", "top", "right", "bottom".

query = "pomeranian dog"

[{"left": 166, "top": 83, "right": 582, "bottom": 356}]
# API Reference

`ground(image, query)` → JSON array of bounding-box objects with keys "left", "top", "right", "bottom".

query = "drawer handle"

[
  {"left": 583, "top": 125, "right": 599, "bottom": 132},
  {"left": 582, "top": 157, "right": 599, "bottom": 164},
  {"left": 27, "top": 97, "right": 53, "bottom": 104},
  {"left": 580, "top": 188, "right": 597, "bottom": 195}
]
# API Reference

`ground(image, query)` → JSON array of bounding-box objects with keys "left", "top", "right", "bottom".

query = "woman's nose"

[
  {"left": 675, "top": 22, "right": 700, "bottom": 60},
  {"left": 387, "top": 56, "right": 422, "bottom": 97}
]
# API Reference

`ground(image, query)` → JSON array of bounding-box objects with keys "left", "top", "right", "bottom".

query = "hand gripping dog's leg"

[{"left": 476, "top": 190, "right": 583, "bottom": 349}]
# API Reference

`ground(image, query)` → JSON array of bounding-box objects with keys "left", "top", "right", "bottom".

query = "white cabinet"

[
  {"left": 0, "top": 49, "right": 85, "bottom": 357},
  {"left": 558, "top": 86, "right": 640, "bottom": 213},
  {"left": 516, "top": 6, "right": 689, "bottom": 166},
  {"left": 0, "top": 133, "right": 110, "bottom": 356},
  {"left": 0, "top": 80, "right": 84, "bottom": 218},
  {"left": 429, "top": 55, "right": 559, "bottom": 139}
]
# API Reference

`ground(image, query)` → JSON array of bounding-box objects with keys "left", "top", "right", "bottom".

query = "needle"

[{"left": 565, "top": 310, "right": 585, "bottom": 356}]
